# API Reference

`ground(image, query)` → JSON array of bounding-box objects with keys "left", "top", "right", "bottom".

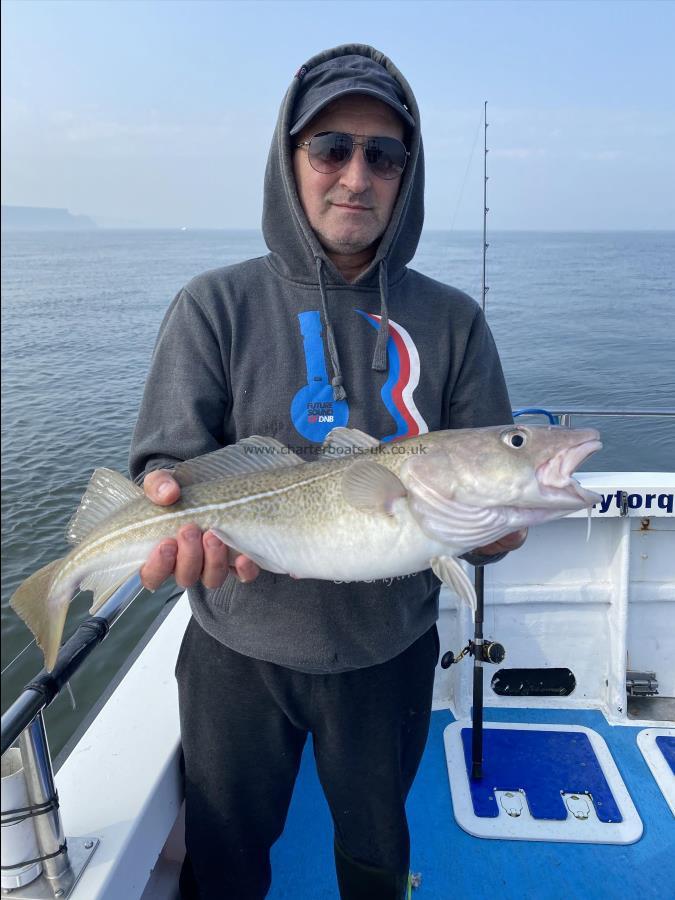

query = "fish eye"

[{"left": 502, "top": 429, "right": 527, "bottom": 449}]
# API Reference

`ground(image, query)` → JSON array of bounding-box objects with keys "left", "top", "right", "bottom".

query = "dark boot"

[{"left": 334, "top": 839, "right": 409, "bottom": 900}]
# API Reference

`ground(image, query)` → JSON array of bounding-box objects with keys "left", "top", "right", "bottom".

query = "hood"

[{"left": 262, "top": 43, "right": 425, "bottom": 289}]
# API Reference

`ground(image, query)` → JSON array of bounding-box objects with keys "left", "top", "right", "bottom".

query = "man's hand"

[
  {"left": 472, "top": 528, "right": 528, "bottom": 558},
  {"left": 140, "top": 469, "right": 260, "bottom": 591}
]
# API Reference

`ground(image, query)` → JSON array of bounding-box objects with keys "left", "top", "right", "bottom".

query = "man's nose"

[{"left": 338, "top": 146, "right": 372, "bottom": 194}]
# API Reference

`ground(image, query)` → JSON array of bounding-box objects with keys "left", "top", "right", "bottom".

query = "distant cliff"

[{"left": 1, "top": 205, "right": 97, "bottom": 230}]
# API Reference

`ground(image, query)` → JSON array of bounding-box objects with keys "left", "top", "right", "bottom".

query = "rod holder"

[
  {"left": 17, "top": 713, "right": 73, "bottom": 896},
  {"left": 1, "top": 749, "right": 42, "bottom": 890}
]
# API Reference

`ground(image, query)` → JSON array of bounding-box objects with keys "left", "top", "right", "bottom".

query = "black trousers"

[{"left": 176, "top": 617, "right": 439, "bottom": 899}]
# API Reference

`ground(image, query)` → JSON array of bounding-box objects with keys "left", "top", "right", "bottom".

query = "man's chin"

[{"left": 316, "top": 230, "right": 381, "bottom": 257}]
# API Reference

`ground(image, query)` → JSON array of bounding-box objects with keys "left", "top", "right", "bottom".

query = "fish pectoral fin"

[
  {"left": 66, "top": 469, "right": 143, "bottom": 545},
  {"left": 341, "top": 460, "right": 407, "bottom": 515},
  {"left": 431, "top": 555, "right": 477, "bottom": 613},
  {"left": 209, "top": 527, "right": 288, "bottom": 575},
  {"left": 80, "top": 563, "right": 142, "bottom": 614},
  {"left": 408, "top": 489, "right": 508, "bottom": 549},
  {"left": 321, "top": 427, "right": 381, "bottom": 458},
  {"left": 174, "top": 437, "right": 304, "bottom": 486},
  {"left": 9, "top": 558, "right": 69, "bottom": 672}
]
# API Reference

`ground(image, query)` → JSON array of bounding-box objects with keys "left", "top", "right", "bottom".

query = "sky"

[{"left": 2, "top": 0, "right": 674, "bottom": 230}]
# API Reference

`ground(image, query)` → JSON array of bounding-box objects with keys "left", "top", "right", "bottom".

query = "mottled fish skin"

[
  {"left": 57, "top": 449, "right": 438, "bottom": 588},
  {"left": 10, "top": 424, "right": 602, "bottom": 671}
]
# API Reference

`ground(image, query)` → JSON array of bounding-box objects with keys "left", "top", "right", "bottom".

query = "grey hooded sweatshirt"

[{"left": 129, "top": 44, "right": 512, "bottom": 673}]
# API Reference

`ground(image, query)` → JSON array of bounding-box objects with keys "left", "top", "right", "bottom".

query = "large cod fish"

[{"left": 11, "top": 424, "right": 602, "bottom": 671}]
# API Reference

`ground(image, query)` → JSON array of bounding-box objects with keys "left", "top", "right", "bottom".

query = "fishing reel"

[{"left": 440, "top": 639, "right": 506, "bottom": 669}]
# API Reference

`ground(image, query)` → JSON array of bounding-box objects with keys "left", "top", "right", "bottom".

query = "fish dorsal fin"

[
  {"left": 322, "top": 427, "right": 381, "bottom": 458},
  {"left": 173, "top": 436, "right": 304, "bottom": 487},
  {"left": 67, "top": 469, "right": 143, "bottom": 545},
  {"left": 341, "top": 460, "right": 407, "bottom": 515}
]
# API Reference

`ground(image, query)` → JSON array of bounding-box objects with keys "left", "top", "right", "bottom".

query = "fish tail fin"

[{"left": 10, "top": 558, "right": 68, "bottom": 672}]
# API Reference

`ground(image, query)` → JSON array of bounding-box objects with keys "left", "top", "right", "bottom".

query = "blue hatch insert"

[
  {"left": 460, "top": 727, "right": 622, "bottom": 823},
  {"left": 655, "top": 735, "right": 675, "bottom": 775}
]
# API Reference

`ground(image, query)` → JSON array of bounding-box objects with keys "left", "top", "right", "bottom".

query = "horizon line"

[{"left": 3, "top": 226, "right": 674, "bottom": 234}]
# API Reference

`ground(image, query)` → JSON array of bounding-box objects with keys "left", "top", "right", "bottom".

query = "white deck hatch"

[{"left": 444, "top": 722, "right": 643, "bottom": 844}]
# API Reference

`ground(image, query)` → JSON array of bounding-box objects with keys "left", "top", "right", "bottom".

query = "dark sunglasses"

[{"left": 296, "top": 131, "right": 409, "bottom": 180}]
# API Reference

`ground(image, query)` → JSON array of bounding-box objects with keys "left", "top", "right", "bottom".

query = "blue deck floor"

[{"left": 269, "top": 708, "right": 674, "bottom": 899}]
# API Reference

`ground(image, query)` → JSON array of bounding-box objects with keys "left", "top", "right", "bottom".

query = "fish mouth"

[{"left": 536, "top": 434, "right": 603, "bottom": 507}]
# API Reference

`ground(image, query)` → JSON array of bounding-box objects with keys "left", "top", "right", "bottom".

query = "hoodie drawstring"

[
  {"left": 315, "top": 257, "right": 390, "bottom": 401},
  {"left": 372, "top": 259, "right": 389, "bottom": 372},
  {"left": 316, "top": 258, "right": 347, "bottom": 401}
]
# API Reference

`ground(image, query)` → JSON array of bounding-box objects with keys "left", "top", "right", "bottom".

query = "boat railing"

[
  {"left": 2, "top": 575, "right": 145, "bottom": 757},
  {"left": 514, "top": 407, "right": 675, "bottom": 426}
]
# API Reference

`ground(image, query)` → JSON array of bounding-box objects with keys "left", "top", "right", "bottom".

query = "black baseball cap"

[{"left": 290, "top": 54, "right": 415, "bottom": 136}]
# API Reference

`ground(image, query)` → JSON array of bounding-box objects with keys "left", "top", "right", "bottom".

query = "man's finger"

[
  {"left": 174, "top": 525, "right": 204, "bottom": 587},
  {"left": 141, "top": 540, "right": 177, "bottom": 591},
  {"left": 202, "top": 532, "right": 231, "bottom": 589},
  {"left": 233, "top": 554, "right": 260, "bottom": 584},
  {"left": 144, "top": 469, "right": 181, "bottom": 506}
]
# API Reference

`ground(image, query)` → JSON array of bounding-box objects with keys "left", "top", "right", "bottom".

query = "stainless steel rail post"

[{"left": 17, "top": 713, "right": 73, "bottom": 896}]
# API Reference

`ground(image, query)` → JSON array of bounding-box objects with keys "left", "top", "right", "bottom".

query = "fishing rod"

[
  {"left": 481, "top": 100, "right": 489, "bottom": 317},
  {"left": 440, "top": 102, "right": 505, "bottom": 780},
  {"left": 472, "top": 100, "right": 490, "bottom": 780}
]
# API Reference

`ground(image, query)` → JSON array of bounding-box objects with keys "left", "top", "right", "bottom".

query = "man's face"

[{"left": 293, "top": 95, "right": 405, "bottom": 257}]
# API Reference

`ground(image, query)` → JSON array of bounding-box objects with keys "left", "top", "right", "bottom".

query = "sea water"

[{"left": 1, "top": 228, "right": 673, "bottom": 754}]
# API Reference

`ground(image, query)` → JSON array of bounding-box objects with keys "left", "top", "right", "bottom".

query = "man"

[{"left": 130, "top": 45, "right": 525, "bottom": 899}]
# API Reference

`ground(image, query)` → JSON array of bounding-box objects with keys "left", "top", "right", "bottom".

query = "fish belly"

[{"left": 221, "top": 503, "right": 446, "bottom": 582}]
